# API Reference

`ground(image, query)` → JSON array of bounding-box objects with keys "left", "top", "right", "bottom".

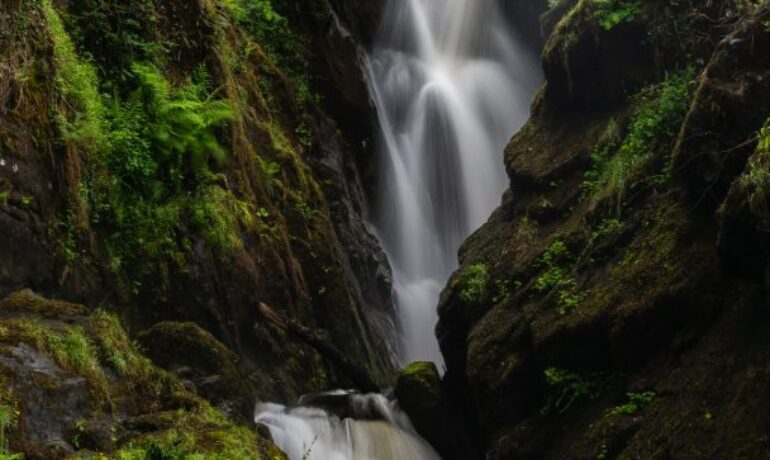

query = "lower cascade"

[{"left": 255, "top": 393, "right": 440, "bottom": 460}]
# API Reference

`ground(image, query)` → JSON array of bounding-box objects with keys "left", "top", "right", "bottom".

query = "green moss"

[
  {"left": 457, "top": 263, "right": 489, "bottom": 305},
  {"left": 0, "top": 319, "right": 110, "bottom": 403},
  {"left": 190, "top": 185, "right": 255, "bottom": 252},
  {"left": 42, "top": 0, "right": 108, "bottom": 151},
  {"left": 107, "top": 406, "right": 275, "bottom": 460},
  {"left": 0, "top": 290, "right": 88, "bottom": 318},
  {"left": 583, "top": 69, "right": 695, "bottom": 211},
  {"left": 738, "top": 118, "right": 770, "bottom": 219}
]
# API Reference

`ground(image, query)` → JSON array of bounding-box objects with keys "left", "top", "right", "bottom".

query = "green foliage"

[
  {"left": 63, "top": 0, "right": 163, "bottom": 86},
  {"left": 190, "top": 185, "right": 254, "bottom": 252},
  {"left": 47, "top": 327, "right": 101, "bottom": 376},
  {"left": 583, "top": 70, "right": 694, "bottom": 210},
  {"left": 110, "top": 407, "right": 269, "bottom": 460},
  {"left": 52, "top": 212, "right": 80, "bottom": 263},
  {"left": 592, "top": 0, "right": 643, "bottom": 30},
  {"left": 45, "top": 1, "right": 246, "bottom": 277},
  {"left": 596, "top": 443, "right": 609, "bottom": 460},
  {"left": 592, "top": 218, "right": 621, "bottom": 241},
  {"left": 610, "top": 391, "right": 656, "bottom": 416},
  {"left": 738, "top": 119, "right": 770, "bottom": 218},
  {"left": 458, "top": 263, "right": 489, "bottom": 305},
  {"left": 0, "top": 403, "right": 16, "bottom": 454},
  {"left": 543, "top": 367, "right": 595, "bottom": 413},
  {"left": 492, "top": 279, "right": 520, "bottom": 304},
  {"left": 226, "top": 0, "right": 319, "bottom": 109},
  {"left": 83, "top": 62, "right": 237, "bottom": 274},
  {"left": 42, "top": 0, "right": 107, "bottom": 151},
  {"left": 534, "top": 241, "right": 585, "bottom": 315}
]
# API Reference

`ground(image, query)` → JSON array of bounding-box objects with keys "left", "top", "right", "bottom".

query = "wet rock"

[
  {"left": 0, "top": 291, "right": 286, "bottom": 459},
  {"left": 137, "top": 321, "right": 259, "bottom": 423},
  {"left": 395, "top": 362, "right": 477, "bottom": 460}
]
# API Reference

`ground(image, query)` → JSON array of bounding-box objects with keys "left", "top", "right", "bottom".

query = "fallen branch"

[{"left": 257, "top": 302, "right": 380, "bottom": 394}]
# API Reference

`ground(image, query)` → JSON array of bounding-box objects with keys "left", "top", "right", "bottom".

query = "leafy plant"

[
  {"left": 738, "top": 118, "right": 770, "bottom": 219},
  {"left": 592, "top": 0, "right": 643, "bottom": 30},
  {"left": 85, "top": 63, "right": 236, "bottom": 274},
  {"left": 543, "top": 367, "right": 595, "bottom": 413},
  {"left": 534, "top": 241, "right": 586, "bottom": 315},
  {"left": 457, "top": 263, "right": 489, "bottom": 305},
  {"left": 583, "top": 70, "right": 694, "bottom": 211},
  {"left": 63, "top": 0, "right": 163, "bottom": 86},
  {"left": 610, "top": 391, "right": 656, "bottom": 416}
]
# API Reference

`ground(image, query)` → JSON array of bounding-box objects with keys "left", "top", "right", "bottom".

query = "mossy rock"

[
  {"left": 0, "top": 291, "right": 285, "bottom": 459},
  {"left": 395, "top": 361, "right": 444, "bottom": 413},
  {"left": 137, "top": 321, "right": 264, "bottom": 423},
  {"left": 395, "top": 361, "right": 477, "bottom": 460}
]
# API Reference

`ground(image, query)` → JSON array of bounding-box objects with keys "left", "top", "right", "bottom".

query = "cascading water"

[
  {"left": 255, "top": 0, "right": 541, "bottom": 458},
  {"left": 367, "top": 0, "right": 542, "bottom": 365},
  {"left": 255, "top": 393, "right": 440, "bottom": 460}
]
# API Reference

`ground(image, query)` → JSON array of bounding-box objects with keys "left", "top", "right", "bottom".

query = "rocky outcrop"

[
  {"left": 394, "top": 361, "right": 477, "bottom": 460},
  {"left": 0, "top": 0, "right": 396, "bottom": 417},
  {"left": 437, "top": 2, "right": 770, "bottom": 458},
  {"left": 0, "top": 290, "right": 286, "bottom": 459}
]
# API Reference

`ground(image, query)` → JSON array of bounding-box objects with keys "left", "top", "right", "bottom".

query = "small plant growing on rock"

[
  {"left": 583, "top": 69, "right": 694, "bottom": 212},
  {"left": 458, "top": 263, "right": 488, "bottom": 305},
  {"left": 592, "top": 0, "right": 643, "bottom": 31},
  {"left": 738, "top": 118, "right": 770, "bottom": 219},
  {"left": 610, "top": 391, "right": 656, "bottom": 416},
  {"left": 542, "top": 367, "right": 595, "bottom": 413},
  {"left": 534, "top": 241, "right": 586, "bottom": 315}
]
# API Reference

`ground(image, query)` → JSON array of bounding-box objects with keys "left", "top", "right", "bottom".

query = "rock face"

[
  {"left": 0, "top": 290, "right": 286, "bottom": 459},
  {"left": 0, "top": 0, "right": 397, "bottom": 417},
  {"left": 394, "top": 361, "right": 477, "bottom": 460},
  {"left": 437, "top": 2, "right": 770, "bottom": 459}
]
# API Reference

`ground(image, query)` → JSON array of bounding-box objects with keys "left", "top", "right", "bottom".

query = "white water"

[
  {"left": 367, "top": 0, "right": 542, "bottom": 365},
  {"left": 255, "top": 0, "right": 541, "bottom": 457},
  {"left": 255, "top": 393, "right": 440, "bottom": 460}
]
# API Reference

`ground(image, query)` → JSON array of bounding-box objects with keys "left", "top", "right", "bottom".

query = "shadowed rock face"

[
  {"left": 436, "top": 2, "right": 770, "bottom": 459},
  {"left": 0, "top": 290, "right": 286, "bottom": 459}
]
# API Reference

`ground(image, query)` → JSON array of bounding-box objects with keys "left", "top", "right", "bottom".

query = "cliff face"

[
  {"left": 437, "top": 1, "right": 770, "bottom": 458},
  {"left": 0, "top": 0, "right": 396, "bottom": 421}
]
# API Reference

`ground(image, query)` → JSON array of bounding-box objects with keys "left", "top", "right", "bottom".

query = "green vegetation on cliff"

[
  {"left": 583, "top": 69, "right": 694, "bottom": 211},
  {"left": 738, "top": 118, "right": 770, "bottom": 218}
]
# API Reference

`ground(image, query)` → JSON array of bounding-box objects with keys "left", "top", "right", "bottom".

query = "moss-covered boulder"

[
  {"left": 0, "top": 290, "right": 285, "bottom": 459},
  {"left": 394, "top": 361, "right": 477, "bottom": 460}
]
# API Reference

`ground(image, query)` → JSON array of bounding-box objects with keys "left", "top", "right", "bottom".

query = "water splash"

[
  {"left": 255, "top": 393, "right": 440, "bottom": 460},
  {"left": 366, "top": 0, "right": 542, "bottom": 365}
]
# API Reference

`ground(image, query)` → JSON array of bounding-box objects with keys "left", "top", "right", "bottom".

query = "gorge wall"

[
  {"left": 0, "top": 0, "right": 400, "bottom": 456},
  {"left": 2, "top": 0, "right": 770, "bottom": 459},
  {"left": 436, "top": 0, "right": 770, "bottom": 458}
]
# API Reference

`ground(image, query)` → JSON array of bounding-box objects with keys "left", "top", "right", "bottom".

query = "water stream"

[
  {"left": 367, "top": 0, "right": 541, "bottom": 365},
  {"left": 255, "top": 0, "right": 540, "bottom": 458}
]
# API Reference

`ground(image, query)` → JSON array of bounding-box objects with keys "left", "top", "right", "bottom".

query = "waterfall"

[
  {"left": 366, "top": 0, "right": 542, "bottom": 365},
  {"left": 255, "top": 0, "right": 541, "bottom": 458},
  {"left": 255, "top": 393, "right": 440, "bottom": 460}
]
